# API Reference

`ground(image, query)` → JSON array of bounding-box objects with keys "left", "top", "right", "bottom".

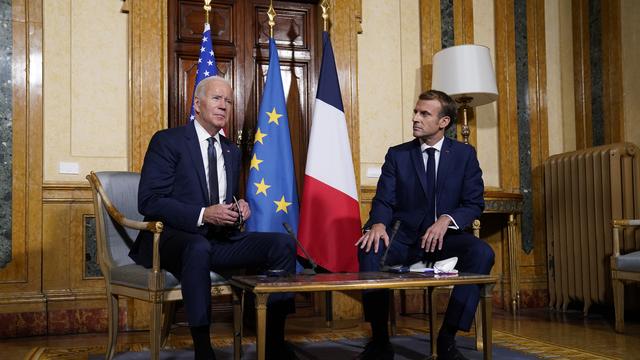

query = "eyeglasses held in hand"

[{"left": 232, "top": 196, "right": 245, "bottom": 229}]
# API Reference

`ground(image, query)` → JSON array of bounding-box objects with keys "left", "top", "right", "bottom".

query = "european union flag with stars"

[{"left": 246, "top": 38, "right": 299, "bottom": 235}]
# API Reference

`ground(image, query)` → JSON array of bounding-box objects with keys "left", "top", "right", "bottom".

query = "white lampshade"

[{"left": 431, "top": 45, "right": 498, "bottom": 107}]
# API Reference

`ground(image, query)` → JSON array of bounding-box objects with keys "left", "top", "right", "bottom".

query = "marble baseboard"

[
  {"left": 0, "top": 307, "right": 128, "bottom": 338},
  {"left": 0, "top": 311, "right": 47, "bottom": 338}
]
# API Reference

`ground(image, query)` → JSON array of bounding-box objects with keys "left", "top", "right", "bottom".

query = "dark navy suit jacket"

[
  {"left": 365, "top": 137, "right": 484, "bottom": 244},
  {"left": 130, "top": 121, "right": 241, "bottom": 266}
]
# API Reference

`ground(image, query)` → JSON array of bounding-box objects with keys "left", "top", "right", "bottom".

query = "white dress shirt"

[
  {"left": 419, "top": 136, "right": 459, "bottom": 229},
  {"left": 194, "top": 120, "right": 227, "bottom": 226}
]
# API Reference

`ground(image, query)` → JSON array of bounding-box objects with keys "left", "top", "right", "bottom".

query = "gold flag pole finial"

[
  {"left": 204, "top": 0, "right": 212, "bottom": 24},
  {"left": 320, "top": 0, "right": 330, "bottom": 32},
  {"left": 267, "top": 1, "right": 276, "bottom": 38}
]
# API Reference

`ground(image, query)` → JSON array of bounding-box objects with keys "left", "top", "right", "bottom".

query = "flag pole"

[
  {"left": 204, "top": 0, "right": 212, "bottom": 24},
  {"left": 267, "top": 1, "right": 276, "bottom": 38},
  {"left": 320, "top": 0, "right": 329, "bottom": 32}
]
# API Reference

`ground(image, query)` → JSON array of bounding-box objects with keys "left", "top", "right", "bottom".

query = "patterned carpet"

[{"left": 26, "top": 327, "right": 619, "bottom": 360}]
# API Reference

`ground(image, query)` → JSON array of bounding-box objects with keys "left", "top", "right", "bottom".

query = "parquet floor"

[{"left": 1, "top": 308, "right": 638, "bottom": 359}]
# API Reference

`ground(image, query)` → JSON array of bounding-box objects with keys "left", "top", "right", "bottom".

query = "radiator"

[{"left": 544, "top": 142, "right": 640, "bottom": 313}]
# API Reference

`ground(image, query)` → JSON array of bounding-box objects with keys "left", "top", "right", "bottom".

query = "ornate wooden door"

[{"left": 168, "top": 0, "right": 319, "bottom": 196}]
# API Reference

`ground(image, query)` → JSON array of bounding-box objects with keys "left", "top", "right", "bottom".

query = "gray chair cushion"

[
  {"left": 111, "top": 264, "right": 228, "bottom": 290},
  {"left": 616, "top": 251, "right": 640, "bottom": 272}
]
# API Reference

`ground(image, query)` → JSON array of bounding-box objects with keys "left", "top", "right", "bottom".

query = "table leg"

[
  {"left": 232, "top": 289, "right": 243, "bottom": 360},
  {"left": 507, "top": 213, "right": 520, "bottom": 313},
  {"left": 475, "top": 306, "right": 483, "bottom": 351},
  {"left": 325, "top": 291, "right": 333, "bottom": 327},
  {"left": 255, "top": 293, "right": 269, "bottom": 360},
  {"left": 389, "top": 290, "right": 397, "bottom": 337},
  {"left": 481, "top": 284, "right": 495, "bottom": 360},
  {"left": 428, "top": 287, "right": 437, "bottom": 358}
]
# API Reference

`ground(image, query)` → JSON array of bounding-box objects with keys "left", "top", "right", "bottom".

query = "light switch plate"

[
  {"left": 59, "top": 161, "right": 80, "bottom": 174},
  {"left": 366, "top": 166, "right": 382, "bottom": 178}
]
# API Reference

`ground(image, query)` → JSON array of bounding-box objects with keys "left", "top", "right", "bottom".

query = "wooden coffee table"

[{"left": 230, "top": 272, "right": 498, "bottom": 360}]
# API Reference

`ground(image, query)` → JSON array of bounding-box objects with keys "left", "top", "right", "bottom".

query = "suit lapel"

[
  {"left": 220, "top": 135, "right": 233, "bottom": 204},
  {"left": 436, "top": 137, "right": 453, "bottom": 209},
  {"left": 184, "top": 121, "right": 209, "bottom": 203},
  {"left": 410, "top": 138, "right": 429, "bottom": 199}
]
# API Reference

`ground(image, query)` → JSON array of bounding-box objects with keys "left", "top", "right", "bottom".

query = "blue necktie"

[
  {"left": 207, "top": 137, "right": 219, "bottom": 205},
  {"left": 425, "top": 147, "right": 436, "bottom": 225}
]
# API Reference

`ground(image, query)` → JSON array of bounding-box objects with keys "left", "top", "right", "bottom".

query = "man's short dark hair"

[{"left": 418, "top": 89, "right": 457, "bottom": 129}]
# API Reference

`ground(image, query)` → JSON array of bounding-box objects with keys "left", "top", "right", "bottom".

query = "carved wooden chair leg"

[
  {"left": 106, "top": 292, "right": 119, "bottom": 360},
  {"left": 612, "top": 277, "right": 625, "bottom": 333},
  {"left": 150, "top": 301, "right": 162, "bottom": 360}
]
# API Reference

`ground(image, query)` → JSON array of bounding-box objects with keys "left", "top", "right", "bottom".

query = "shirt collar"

[
  {"left": 194, "top": 120, "right": 221, "bottom": 144},
  {"left": 420, "top": 136, "right": 445, "bottom": 153}
]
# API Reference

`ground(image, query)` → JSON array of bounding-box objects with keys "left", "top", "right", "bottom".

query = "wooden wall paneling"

[
  {"left": 571, "top": 0, "right": 591, "bottom": 150},
  {"left": 419, "top": 0, "right": 442, "bottom": 91},
  {"left": 495, "top": 0, "right": 519, "bottom": 192},
  {"left": 453, "top": 0, "right": 477, "bottom": 146},
  {"left": 42, "top": 184, "right": 108, "bottom": 334},
  {"left": 0, "top": 0, "right": 26, "bottom": 284},
  {"left": 329, "top": 0, "right": 362, "bottom": 195},
  {"left": 126, "top": 0, "right": 169, "bottom": 171},
  {"left": 524, "top": 0, "right": 550, "bottom": 298},
  {"left": 0, "top": 0, "right": 43, "bottom": 300},
  {"left": 453, "top": 0, "right": 473, "bottom": 44},
  {"left": 0, "top": 0, "right": 45, "bottom": 337},
  {"left": 169, "top": 0, "right": 237, "bottom": 130},
  {"left": 601, "top": 0, "right": 623, "bottom": 144}
]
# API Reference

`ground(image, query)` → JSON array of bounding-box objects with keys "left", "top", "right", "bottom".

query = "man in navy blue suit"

[
  {"left": 355, "top": 90, "right": 494, "bottom": 360},
  {"left": 130, "top": 76, "right": 297, "bottom": 360}
]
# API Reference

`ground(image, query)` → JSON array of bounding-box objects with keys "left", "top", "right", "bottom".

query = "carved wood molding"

[
  {"left": 494, "top": 0, "right": 519, "bottom": 192},
  {"left": 328, "top": 0, "right": 362, "bottom": 195},
  {"left": 0, "top": 0, "right": 43, "bottom": 291},
  {"left": 125, "top": 0, "right": 169, "bottom": 171}
]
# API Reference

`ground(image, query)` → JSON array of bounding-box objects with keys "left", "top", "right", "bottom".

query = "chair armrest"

[
  {"left": 87, "top": 172, "right": 163, "bottom": 234},
  {"left": 612, "top": 219, "right": 640, "bottom": 256}
]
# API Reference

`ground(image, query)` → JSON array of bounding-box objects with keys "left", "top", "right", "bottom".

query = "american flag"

[{"left": 189, "top": 23, "right": 219, "bottom": 121}]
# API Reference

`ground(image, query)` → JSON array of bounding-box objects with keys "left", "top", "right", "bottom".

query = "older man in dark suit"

[
  {"left": 130, "top": 76, "right": 296, "bottom": 360},
  {"left": 355, "top": 90, "right": 495, "bottom": 360}
]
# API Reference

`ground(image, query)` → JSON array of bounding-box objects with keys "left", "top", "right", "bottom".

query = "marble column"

[{"left": 0, "top": 0, "right": 13, "bottom": 268}]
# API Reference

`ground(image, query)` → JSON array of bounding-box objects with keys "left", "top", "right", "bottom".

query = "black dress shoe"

[
  {"left": 354, "top": 340, "right": 394, "bottom": 360},
  {"left": 436, "top": 340, "right": 468, "bottom": 360}
]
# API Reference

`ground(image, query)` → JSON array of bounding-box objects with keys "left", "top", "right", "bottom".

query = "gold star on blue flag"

[{"left": 246, "top": 37, "right": 299, "bottom": 236}]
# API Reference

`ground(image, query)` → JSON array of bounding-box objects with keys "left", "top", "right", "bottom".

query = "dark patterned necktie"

[
  {"left": 207, "top": 137, "right": 219, "bottom": 205},
  {"left": 425, "top": 147, "right": 436, "bottom": 225}
]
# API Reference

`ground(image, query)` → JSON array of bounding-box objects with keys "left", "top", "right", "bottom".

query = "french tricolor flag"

[{"left": 298, "top": 32, "right": 361, "bottom": 273}]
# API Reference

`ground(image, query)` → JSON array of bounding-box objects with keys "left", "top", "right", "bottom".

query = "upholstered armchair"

[
  {"left": 611, "top": 219, "right": 640, "bottom": 333},
  {"left": 87, "top": 171, "right": 238, "bottom": 360}
]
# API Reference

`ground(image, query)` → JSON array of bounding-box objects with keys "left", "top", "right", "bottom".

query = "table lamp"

[{"left": 431, "top": 45, "right": 498, "bottom": 144}]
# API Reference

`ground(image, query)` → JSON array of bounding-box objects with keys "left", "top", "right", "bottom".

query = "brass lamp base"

[{"left": 456, "top": 96, "right": 473, "bottom": 144}]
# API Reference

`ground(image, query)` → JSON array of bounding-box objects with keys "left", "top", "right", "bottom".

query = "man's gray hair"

[{"left": 194, "top": 75, "right": 232, "bottom": 99}]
